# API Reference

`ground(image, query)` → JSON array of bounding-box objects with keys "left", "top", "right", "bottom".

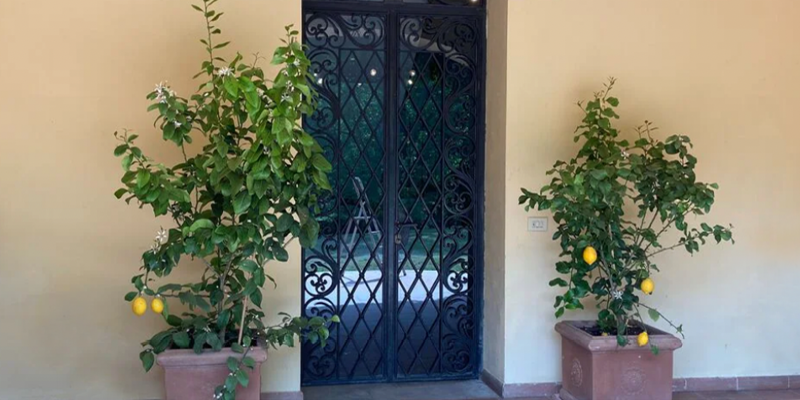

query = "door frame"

[{"left": 300, "top": 0, "right": 487, "bottom": 385}]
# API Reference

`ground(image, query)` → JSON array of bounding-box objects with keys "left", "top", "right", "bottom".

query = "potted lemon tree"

[
  {"left": 520, "top": 79, "right": 733, "bottom": 400},
  {"left": 113, "top": 1, "right": 336, "bottom": 399}
]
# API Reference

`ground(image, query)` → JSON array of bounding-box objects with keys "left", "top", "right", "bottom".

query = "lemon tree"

[
  {"left": 520, "top": 79, "right": 733, "bottom": 352},
  {"left": 113, "top": 1, "right": 336, "bottom": 398}
]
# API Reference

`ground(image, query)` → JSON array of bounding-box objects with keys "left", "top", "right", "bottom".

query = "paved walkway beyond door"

[{"left": 302, "top": 380, "right": 800, "bottom": 400}]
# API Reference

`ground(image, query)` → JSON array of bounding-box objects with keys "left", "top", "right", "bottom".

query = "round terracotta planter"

[
  {"left": 555, "top": 320, "right": 682, "bottom": 400},
  {"left": 156, "top": 347, "right": 268, "bottom": 400}
]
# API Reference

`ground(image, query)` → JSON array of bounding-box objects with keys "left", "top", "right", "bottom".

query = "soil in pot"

[{"left": 580, "top": 324, "right": 646, "bottom": 337}]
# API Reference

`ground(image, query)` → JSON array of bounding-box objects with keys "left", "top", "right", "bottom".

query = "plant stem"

[
  {"left": 639, "top": 303, "right": 685, "bottom": 338},
  {"left": 238, "top": 297, "right": 249, "bottom": 346},
  {"left": 217, "top": 253, "right": 238, "bottom": 344}
]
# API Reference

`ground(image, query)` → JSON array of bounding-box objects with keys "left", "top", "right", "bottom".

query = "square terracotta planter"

[
  {"left": 556, "top": 320, "right": 682, "bottom": 400},
  {"left": 156, "top": 347, "right": 267, "bottom": 400}
]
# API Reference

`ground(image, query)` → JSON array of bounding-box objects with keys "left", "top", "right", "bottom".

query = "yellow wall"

[
  {"left": 503, "top": 0, "right": 800, "bottom": 384},
  {"left": 0, "top": 1, "right": 302, "bottom": 399}
]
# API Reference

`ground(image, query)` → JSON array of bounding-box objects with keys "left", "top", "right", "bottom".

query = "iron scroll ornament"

[{"left": 302, "top": 2, "right": 484, "bottom": 385}]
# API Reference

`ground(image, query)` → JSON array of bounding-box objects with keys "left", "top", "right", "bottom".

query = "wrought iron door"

[{"left": 301, "top": 0, "right": 485, "bottom": 385}]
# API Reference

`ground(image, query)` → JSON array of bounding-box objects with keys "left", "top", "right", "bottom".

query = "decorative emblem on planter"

[
  {"left": 570, "top": 358, "right": 583, "bottom": 387},
  {"left": 621, "top": 367, "right": 647, "bottom": 395}
]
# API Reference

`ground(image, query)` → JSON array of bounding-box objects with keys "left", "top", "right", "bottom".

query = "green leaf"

[
  {"left": 124, "top": 291, "right": 137, "bottom": 301},
  {"left": 233, "top": 192, "right": 252, "bottom": 215},
  {"left": 193, "top": 332, "right": 207, "bottom": 354},
  {"left": 274, "top": 247, "right": 289, "bottom": 262},
  {"left": 648, "top": 308, "right": 660, "bottom": 322},
  {"left": 236, "top": 369, "right": 249, "bottom": 387},
  {"left": 189, "top": 219, "right": 214, "bottom": 232},
  {"left": 227, "top": 356, "right": 239, "bottom": 371},
  {"left": 589, "top": 169, "right": 608, "bottom": 180},
  {"left": 114, "top": 144, "right": 128, "bottom": 157},
  {"left": 172, "top": 331, "right": 190, "bottom": 348},
  {"left": 239, "top": 259, "right": 259, "bottom": 273},
  {"left": 121, "top": 154, "right": 133, "bottom": 171},
  {"left": 140, "top": 351, "right": 155, "bottom": 372},
  {"left": 223, "top": 77, "right": 239, "bottom": 97},
  {"left": 319, "top": 327, "right": 330, "bottom": 342},
  {"left": 206, "top": 332, "right": 222, "bottom": 350},
  {"left": 606, "top": 97, "right": 619, "bottom": 107},
  {"left": 276, "top": 214, "right": 294, "bottom": 232},
  {"left": 242, "top": 356, "right": 255, "bottom": 368},
  {"left": 331, "top": 315, "right": 341, "bottom": 323},
  {"left": 114, "top": 188, "right": 128, "bottom": 199},
  {"left": 311, "top": 154, "right": 332, "bottom": 173},
  {"left": 137, "top": 170, "right": 151, "bottom": 188},
  {"left": 548, "top": 278, "right": 568, "bottom": 287},
  {"left": 166, "top": 315, "right": 183, "bottom": 327}
]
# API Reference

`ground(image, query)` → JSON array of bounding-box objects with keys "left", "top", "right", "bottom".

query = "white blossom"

[
  {"left": 150, "top": 243, "right": 160, "bottom": 254},
  {"left": 281, "top": 93, "right": 291, "bottom": 103},
  {"left": 155, "top": 228, "right": 168, "bottom": 244},
  {"left": 282, "top": 70, "right": 289, "bottom": 77},
  {"left": 621, "top": 150, "right": 630, "bottom": 159},
  {"left": 154, "top": 81, "right": 176, "bottom": 104},
  {"left": 173, "top": 121, "right": 182, "bottom": 128},
  {"left": 215, "top": 67, "right": 233, "bottom": 77},
  {"left": 611, "top": 290, "right": 623, "bottom": 300},
  {"left": 293, "top": 59, "right": 300, "bottom": 67},
  {"left": 154, "top": 81, "right": 168, "bottom": 94},
  {"left": 257, "top": 88, "right": 265, "bottom": 98}
]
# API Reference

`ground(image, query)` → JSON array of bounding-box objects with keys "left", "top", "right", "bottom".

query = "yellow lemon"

[
  {"left": 132, "top": 296, "right": 147, "bottom": 316},
  {"left": 640, "top": 278, "right": 655, "bottom": 295},
  {"left": 151, "top": 297, "right": 165, "bottom": 314},
  {"left": 637, "top": 331, "right": 649, "bottom": 347},
  {"left": 601, "top": 332, "right": 609, "bottom": 337},
  {"left": 583, "top": 246, "right": 598, "bottom": 265}
]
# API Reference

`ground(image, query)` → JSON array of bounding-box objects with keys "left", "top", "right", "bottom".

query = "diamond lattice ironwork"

[{"left": 302, "top": 3, "right": 484, "bottom": 386}]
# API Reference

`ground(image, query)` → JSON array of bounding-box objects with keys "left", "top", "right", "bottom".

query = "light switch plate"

[{"left": 527, "top": 217, "right": 548, "bottom": 232}]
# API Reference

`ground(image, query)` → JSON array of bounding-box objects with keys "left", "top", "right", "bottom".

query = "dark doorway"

[{"left": 301, "top": 0, "right": 485, "bottom": 386}]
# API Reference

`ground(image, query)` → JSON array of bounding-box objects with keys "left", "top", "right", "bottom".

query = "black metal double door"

[{"left": 301, "top": 0, "right": 485, "bottom": 385}]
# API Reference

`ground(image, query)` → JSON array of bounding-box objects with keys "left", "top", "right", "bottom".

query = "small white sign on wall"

[{"left": 527, "top": 217, "right": 548, "bottom": 232}]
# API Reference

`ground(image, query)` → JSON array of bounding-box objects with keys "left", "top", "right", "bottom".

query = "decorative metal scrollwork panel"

[
  {"left": 302, "top": 10, "right": 388, "bottom": 385},
  {"left": 302, "top": 0, "right": 484, "bottom": 385},
  {"left": 395, "top": 14, "right": 480, "bottom": 379}
]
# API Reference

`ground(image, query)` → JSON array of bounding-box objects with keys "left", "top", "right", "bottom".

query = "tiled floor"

[
  {"left": 673, "top": 391, "right": 800, "bottom": 399},
  {"left": 302, "top": 380, "right": 800, "bottom": 400}
]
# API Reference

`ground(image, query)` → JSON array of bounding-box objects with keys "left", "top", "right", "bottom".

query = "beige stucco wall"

[
  {"left": 2, "top": 0, "right": 800, "bottom": 399},
  {"left": 502, "top": 0, "right": 800, "bottom": 385},
  {"left": 483, "top": 0, "right": 509, "bottom": 384},
  {"left": 0, "top": 1, "right": 302, "bottom": 399}
]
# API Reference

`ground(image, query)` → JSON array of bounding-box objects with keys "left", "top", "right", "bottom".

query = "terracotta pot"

[
  {"left": 156, "top": 347, "right": 267, "bottom": 400},
  {"left": 556, "top": 320, "right": 682, "bottom": 400}
]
